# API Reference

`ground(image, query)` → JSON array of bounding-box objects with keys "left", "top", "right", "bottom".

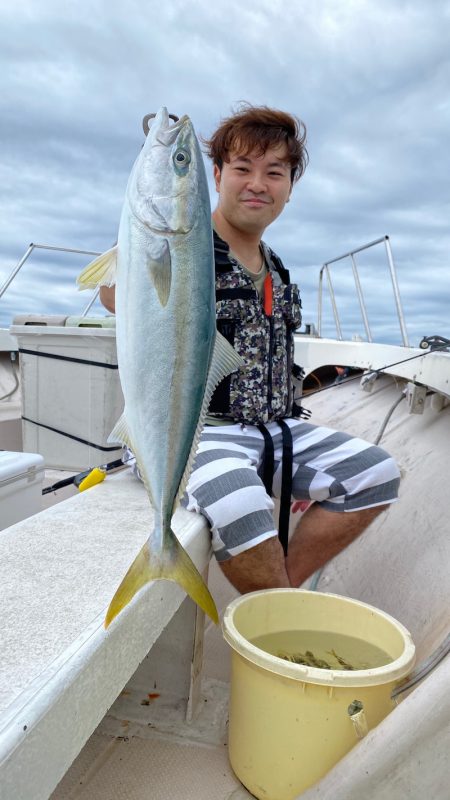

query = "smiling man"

[
  {"left": 101, "top": 104, "right": 401, "bottom": 596},
  {"left": 180, "top": 104, "right": 400, "bottom": 593}
]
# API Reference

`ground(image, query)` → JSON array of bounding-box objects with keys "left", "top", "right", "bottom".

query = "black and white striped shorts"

[{"left": 181, "top": 418, "right": 400, "bottom": 562}]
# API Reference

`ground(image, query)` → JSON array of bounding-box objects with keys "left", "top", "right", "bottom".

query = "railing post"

[
  {"left": 384, "top": 236, "right": 410, "bottom": 347},
  {"left": 81, "top": 289, "right": 100, "bottom": 317},
  {"left": 350, "top": 254, "right": 372, "bottom": 342},
  {"left": 324, "top": 265, "right": 343, "bottom": 340},
  {"left": 318, "top": 268, "right": 324, "bottom": 337},
  {"left": 0, "top": 244, "right": 36, "bottom": 299}
]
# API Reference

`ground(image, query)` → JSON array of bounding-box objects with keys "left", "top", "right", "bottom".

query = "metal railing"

[
  {"left": 317, "top": 235, "right": 410, "bottom": 346},
  {"left": 0, "top": 243, "right": 101, "bottom": 318}
]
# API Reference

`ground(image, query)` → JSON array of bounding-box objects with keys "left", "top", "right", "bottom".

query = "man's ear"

[{"left": 213, "top": 164, "right": 221, "bottom": 193}]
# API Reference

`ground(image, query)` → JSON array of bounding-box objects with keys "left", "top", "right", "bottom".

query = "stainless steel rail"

[
  {"left": 0, "top": 243, "right": 101, "bottom": 318},
  {"left": 318, "top": 235, "right": 410, "bottom": 346}
]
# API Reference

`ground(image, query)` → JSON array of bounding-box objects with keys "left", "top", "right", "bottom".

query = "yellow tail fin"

[{"left": 105, "top": 536, "right": 218, "bottom": 628}]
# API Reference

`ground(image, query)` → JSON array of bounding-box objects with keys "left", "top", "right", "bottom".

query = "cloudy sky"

[{"left": 1, "top": 0, "right": 449, "bottom": 344}]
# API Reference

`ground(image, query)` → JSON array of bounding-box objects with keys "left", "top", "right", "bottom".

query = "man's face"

[{"left": 213, "top": 143, "right": 292, "bottom": 235}]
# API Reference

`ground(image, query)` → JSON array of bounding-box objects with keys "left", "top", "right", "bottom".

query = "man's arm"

[{"left": 100, "top": 285, "right": 116, "bottom": 314}]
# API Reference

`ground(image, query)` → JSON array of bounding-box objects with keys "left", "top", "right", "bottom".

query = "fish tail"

[{"left": 104, "top": 536, "right": 218, "bottom": 628}]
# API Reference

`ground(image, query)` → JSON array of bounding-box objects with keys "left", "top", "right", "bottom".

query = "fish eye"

[
  {"left": 173, "top": 148, "right": 191, "bottom": 167},
  {"left": 173, "top": 147, "right": 191, "bottom": 169}
]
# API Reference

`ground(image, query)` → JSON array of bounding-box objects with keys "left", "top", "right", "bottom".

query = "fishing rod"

[{"left": 42, "top": 456, "right": 130, "bottom": 495}]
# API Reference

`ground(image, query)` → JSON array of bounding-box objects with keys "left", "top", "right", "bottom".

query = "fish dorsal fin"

[
  {"left": 147, "top": 238, "right": 171, "bottom": 307},
  {"left": 77, "top": 246, "right": 118, "bottom": 289},
  {"left": 174, "top": 332, "right": 244, "bottom": 510}
]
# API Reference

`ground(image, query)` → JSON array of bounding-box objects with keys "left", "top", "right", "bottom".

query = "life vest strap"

[
  {"left": 258, "top": 420, "right": 293, "bottom": 556},
  {"left": 277, "top": 419, "right": 293, "bottom": 556}
]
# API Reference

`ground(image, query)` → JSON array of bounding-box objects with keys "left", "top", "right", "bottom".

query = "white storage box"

[
  {"left": 0, "top": 451, "right": 45, "bottom": 531},
  {"left": 65, "top": 315, "right": 116, "bottom": 328},
  {"left": 10, "top": 325, "right": 124, "bottom": 471},
  {"left": 12, "top": 314, "right": 68, "bottom": 327}
]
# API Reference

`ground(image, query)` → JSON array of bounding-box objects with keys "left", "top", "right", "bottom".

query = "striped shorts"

[{"left": 181, "top": 418, "right": 400, "bottom": 562}]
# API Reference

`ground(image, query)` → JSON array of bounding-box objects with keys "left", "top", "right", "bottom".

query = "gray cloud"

[{"left": 1, "top": 0, "right": 449, "bottom": 348}]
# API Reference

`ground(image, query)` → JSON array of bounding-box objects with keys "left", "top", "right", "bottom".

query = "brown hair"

[{"left": 203, "top": 103, "right": 308, "bottom": 184}]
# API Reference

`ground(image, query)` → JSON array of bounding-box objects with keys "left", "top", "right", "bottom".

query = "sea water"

[{"left": 250, "top": 630, "right": 393, "bottom": 670}]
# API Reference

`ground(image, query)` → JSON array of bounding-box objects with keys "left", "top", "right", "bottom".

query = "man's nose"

[{"left": 246, "top": 172, "right": 267, "bottom": 192}]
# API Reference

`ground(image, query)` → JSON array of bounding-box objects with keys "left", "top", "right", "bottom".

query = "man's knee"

[{"left": 219, "top": 535, "right": 290, "bottom": 594}]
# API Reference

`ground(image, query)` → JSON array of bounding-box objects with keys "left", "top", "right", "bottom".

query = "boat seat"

[{"left": 0, "top": 469, "right": 212, "bottom": 800}]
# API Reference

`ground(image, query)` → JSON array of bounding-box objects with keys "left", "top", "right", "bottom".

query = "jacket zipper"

[
  {"left": 285, "top": 329, "right": 293, "bottom": 416},
  {"left": 267, "top": 316, "right": 274, "bottom": 417},
  {"left": 264, "top": 273, "right": 274, "bottom": 419}
]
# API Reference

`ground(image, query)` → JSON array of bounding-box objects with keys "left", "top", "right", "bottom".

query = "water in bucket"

[{"left": 251, "top": 629, "right": 393, "bottom": 670}]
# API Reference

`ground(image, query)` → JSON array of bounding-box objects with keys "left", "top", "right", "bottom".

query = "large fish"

[{"left": 78, "top": 108, "right": 242, "bottom": 627}]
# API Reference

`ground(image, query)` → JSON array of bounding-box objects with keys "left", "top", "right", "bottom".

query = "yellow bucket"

[{"left": 222, "top": 589, "right": 415, "bottom": 800}]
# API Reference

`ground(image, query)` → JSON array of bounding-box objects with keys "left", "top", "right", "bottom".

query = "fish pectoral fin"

[
  {"left": 108, "top": 413, "right": 132, "bottom": 447},
  {"left": 147, "top": 238, "right": 171, "bottom": 306},
  {"left": 77, "top": 245, "right": 118, "bottom": 289},
  {"left": 104, "top": 534, "right": 218, "bottom": 628}
]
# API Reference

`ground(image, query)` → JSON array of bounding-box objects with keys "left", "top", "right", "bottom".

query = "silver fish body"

[
  {"left": 78, "top": 108, "right": 241, "bottom": 625},
  {"left": 116, "top": 110, "right": 215, "bottom": 526}
]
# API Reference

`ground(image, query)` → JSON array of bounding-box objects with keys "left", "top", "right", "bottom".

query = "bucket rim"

[{"left": 222, "top": 588, "right": 416, "bottom": 687}]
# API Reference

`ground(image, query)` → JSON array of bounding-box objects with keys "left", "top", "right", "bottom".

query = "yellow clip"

[{"left": 78, "top": 467, "right": 106, "bottom": 492}]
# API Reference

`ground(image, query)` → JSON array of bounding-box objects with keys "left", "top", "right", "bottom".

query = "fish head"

[{"left": 127, "top": 107, "right": 209, "bottom": 235}]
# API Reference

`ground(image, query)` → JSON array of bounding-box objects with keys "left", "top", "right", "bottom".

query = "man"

[{"left": 101, "top": 104, "right": 400, "bottom": 594}]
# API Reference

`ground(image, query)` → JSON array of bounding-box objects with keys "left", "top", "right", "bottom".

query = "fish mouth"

[{"left": 153, "top": 108, "right": 190, "bottom": 146}]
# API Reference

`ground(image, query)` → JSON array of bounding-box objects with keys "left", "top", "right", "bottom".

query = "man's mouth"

[{"left": 242, "top": 198, "right": 270, "bottom": 206}]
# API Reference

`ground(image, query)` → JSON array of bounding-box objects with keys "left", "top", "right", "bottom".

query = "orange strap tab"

[{"left": 263, "top": 273, "right": 273, "bottom": 316}]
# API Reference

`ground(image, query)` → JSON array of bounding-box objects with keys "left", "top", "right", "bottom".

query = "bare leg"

[
  {"left": 219, "top": 536, "right": 290, "bottom": 594},
  {"left": 219, "top": 503, "right": 388, "bottom": 594},
  {"left": 286, "top": 503, "right": 388, "bottom": 587}
]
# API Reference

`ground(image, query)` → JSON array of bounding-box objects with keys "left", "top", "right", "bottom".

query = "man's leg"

[
  {"left": 218, "top": 418, "right": 399, "bottom": 594},
  {"left": 283, "top": 419, "right": 399, "bottom": 586},
  {"left": 185, "top": 420, "right": 399, "bottom": 596},
  {"left": 219, "top": 504, "right": 387, "bottom": 593},
  {"left": 220, "top": 535, "right": 290, "bottom": 593},
  {"left": 285, "top": 503, "right": 388, "bottom": 587}
]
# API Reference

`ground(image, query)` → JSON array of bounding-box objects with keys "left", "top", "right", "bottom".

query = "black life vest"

[{"left": 209, "top": 231, "right": 304, "bottom": 425}]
